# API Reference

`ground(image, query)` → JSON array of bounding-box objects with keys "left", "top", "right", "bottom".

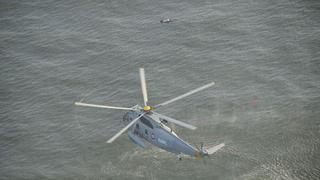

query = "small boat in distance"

[{"left": 160, "top": 18, "right": 173, "bottom": 23}]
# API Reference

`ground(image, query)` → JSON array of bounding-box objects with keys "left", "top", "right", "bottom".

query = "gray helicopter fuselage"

[{"left": 123, "top": 110, "right": 198, "bottom": 157}]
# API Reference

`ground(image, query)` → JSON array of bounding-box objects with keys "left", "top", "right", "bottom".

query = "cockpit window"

[{"left": 140, "top": 116, "right": 153, "bottom": 129}]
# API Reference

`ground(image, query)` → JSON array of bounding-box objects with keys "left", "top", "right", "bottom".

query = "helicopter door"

[
  {"left": 134, "top": 123, "right": 140, "bottom": 135},
  {"left": 140, "top": 116, "right": 154, "bottom": 140}
]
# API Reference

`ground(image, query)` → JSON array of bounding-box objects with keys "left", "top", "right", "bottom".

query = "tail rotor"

[{"left": 195, "top": 142, "right": 225, "bottom": 159}]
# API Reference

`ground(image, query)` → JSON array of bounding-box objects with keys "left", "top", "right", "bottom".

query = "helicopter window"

[
  {"left": 140, "top": 116, "right": 153, "bottom": 129},
  {"left": 160, "top": 118, "right": 168, "bottom": 123}
]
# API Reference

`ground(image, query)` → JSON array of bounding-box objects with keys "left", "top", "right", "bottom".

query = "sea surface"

[{"left": 1, "top": 0, "right": 320, "bottom": 179}]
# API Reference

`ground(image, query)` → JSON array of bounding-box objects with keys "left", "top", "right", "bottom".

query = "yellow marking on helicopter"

[{"left": 143, "top": 106, "right": 152, "bottom": 111}]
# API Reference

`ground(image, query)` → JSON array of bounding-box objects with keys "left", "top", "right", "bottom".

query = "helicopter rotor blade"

[
  {"left": 152, "top": 111, "right": 197, "bottom": 130},
  {"left": 75, "top": 102, "right": 135, "bottom": 111},
  {"left": 139, "top": 67, "right": 149, "bottom": 107},
  {"left": 107, "top": 113, "right": 145, "bottom": 143},
  {"left": 154, "top": 82, "right": 215, "bottom": 109}
]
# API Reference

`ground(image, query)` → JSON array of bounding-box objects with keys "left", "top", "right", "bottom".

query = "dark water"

[{"left": 1, "top": 0, "right": 320, "bottom": 179}]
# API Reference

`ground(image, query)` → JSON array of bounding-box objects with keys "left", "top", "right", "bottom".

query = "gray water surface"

[{"left": 1, "top": 0, "right": 320, "bottom": 179}]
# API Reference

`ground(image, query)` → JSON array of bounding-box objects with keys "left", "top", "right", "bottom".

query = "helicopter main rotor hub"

[{"left": 143, "top": 106, "right": 152, "bottom": 112}]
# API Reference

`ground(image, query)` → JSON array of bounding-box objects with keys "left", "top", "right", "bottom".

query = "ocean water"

[{"left": 1, "top": 0, "right": 320, "bottom": 179}]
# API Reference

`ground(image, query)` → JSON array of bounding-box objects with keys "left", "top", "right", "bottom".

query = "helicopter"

[{"left": 75, "top": 68, "right": 224, "bottom": 160}]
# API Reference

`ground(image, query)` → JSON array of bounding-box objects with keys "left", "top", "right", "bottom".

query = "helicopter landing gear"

[{"left": 178, "top": 154, "right": 182, "bottom": 161}]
